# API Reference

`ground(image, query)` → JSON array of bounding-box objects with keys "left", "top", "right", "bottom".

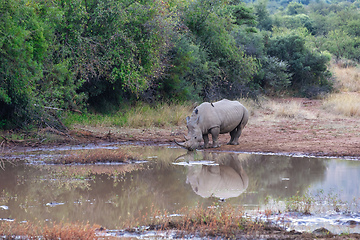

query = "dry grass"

[
  {"left": 170, "top": 205, "right": 252, "bottom": 238},
  {"left": 323, "top": 92, "right": 360, "bottom": 117},
  {"left": 0, "top": 221, "right": 100, "bottom": 239},
  {"left": 65, "top": 102, "right": 192, "bottom": 129},
  {"left": 236, "top": 98, "right": 261, "bottom": 117},
  {"left": 331, "top": 64, "right": 360, "bottom": 92},
  {"left": 125, "top": 204, "right": 265, "bottom": 239},
  {"left": 326, "top": 64, "right": 360, "bottom": 117},
  {"left": 124, "top": 102, "right": 192, "bottom": 128},
  {"left": 261, "top": 99, "right": 317, "bottom": 120},
  {"left": 54, "top": 149, "right": 136, "bottom": 164}
]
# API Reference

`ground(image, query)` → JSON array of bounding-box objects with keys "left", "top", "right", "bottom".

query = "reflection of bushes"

[
  {"left": 40, "top": 164, "right": 142, "bottom": 178},
  {"left": 33, "top": 164, "right": 143, "bottom": 191}
]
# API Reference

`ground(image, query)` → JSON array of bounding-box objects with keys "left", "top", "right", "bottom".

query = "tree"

[
  {"left": 255, "top": 57, "right": 292, "bottom": 95},
  {"left": 254, "top": 0, "right": 273, "bottom": 31},
  {"left": 54, "top": 0, "right": 180, "bottom": 111},
  {"left": 181, "top": 0, "right": 258, "bottom": 100},
  {"left": 325, "top": 29, "right": 360, "bottom": 62},
  {"left": 0, "top": 0, "right": 47, "bottom": 127},
  {"left": 267, "top": 31, "right": 331, "bottom": 95},
  {"left": 286, "top": 2, "right": 306, "bottom": 15}
]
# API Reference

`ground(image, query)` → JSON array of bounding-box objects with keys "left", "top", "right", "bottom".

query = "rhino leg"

[
  {"left": 210, "top": 127, "right": 220, "bottom": 148},
  {"left": 203, "top": 134, "right": 210, "bottom": 148},
  {"left": 228, "top": 128, "right": 241, "bottom": 145}
]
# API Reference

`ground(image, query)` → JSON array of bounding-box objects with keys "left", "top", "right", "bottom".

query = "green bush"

[
  {"left": 267, "top": 31, "right": 332, "bottom": 95},
  {"left": 0, "top": 0, "right": 46, "bottom": 128}
]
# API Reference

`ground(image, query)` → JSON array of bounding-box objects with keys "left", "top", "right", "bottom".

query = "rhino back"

[
  {"left": 196, "top": 102, "right": 221, "bottom": 133},
  {"left": 213, "top": 100, "right": 246, "bottom": 133},
  {"left": 193, "top": 99, "right": 246, "bottom": 134}
]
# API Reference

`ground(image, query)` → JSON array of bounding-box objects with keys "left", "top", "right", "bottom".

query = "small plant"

[
  {"left": 285, "top": 191, "right": 313, "bottom": 214},
  {"left": 324, "top": 190, "right": 346, "bottom": 213}
]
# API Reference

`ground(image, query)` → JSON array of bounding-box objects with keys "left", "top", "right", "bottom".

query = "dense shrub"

[
  {"left": 267, "top": 31, "right": 332, "bottom": 94},
  {"left": 1, "top": 0, "right": 352, "bottom": 128}
]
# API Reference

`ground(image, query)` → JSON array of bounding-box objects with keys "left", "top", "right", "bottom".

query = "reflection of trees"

[{"left": 242, "top": 154, "right": 327, "bottom": 203}]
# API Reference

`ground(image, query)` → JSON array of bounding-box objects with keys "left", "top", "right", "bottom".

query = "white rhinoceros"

[{"left": 175, "top": 99, "right": 249, "bottom": 150}]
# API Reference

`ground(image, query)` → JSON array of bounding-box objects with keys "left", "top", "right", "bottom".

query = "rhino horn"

[
  {"left": 184, "top": 134, "right": 190, "bottom": 141},
  {"left": 174, "top": 139, "right": 192, "bottom": 150}
]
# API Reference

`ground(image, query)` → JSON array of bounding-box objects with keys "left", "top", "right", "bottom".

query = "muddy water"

[{"left": 1, "top": 144, "right": 360, "bottom": 234}]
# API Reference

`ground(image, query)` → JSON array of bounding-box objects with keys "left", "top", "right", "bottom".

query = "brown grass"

[
  {"left": 54, "top": 149, "right": 136, "bottom": 164},
  {"left": 125, "top": 102, "right": 192, "bottom": 128},
  {"left": 0, "top": 221, "right": 100, "bottom": 239},
  {"left": 331, "top": 64, "right": 360, "bottom": 92},
  {"left": 323, "top": 92, "right": 360, "bottom": 117},
  {"left": 125, "top": 204, "right": 265, "bottom": 239},
  {"left": 254, "top": 99, "right": 318, "bottom": 121}
]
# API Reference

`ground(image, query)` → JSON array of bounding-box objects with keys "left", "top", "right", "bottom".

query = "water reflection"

[
  {"left": 175, "top": 152, "right": 248, "bottom": 199},
  {"left": 244, "top": 154, "right": 327, "bottom": 200},
  {"left": 0, "top": 146, "right": 359, "bottom": 233}
]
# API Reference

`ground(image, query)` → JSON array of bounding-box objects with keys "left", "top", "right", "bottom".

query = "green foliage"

[
  {"left": 255, "top": 57, "right": 292, "bottom": 94},
  {"left": 231, "top": 3, "right": 258, "bottom": 26},
  {"left": 267, "top": 30, "right": 331, "bottom": 95},
  {"left": 324, "top": 29, "right": 360, "bottom": 62},
  {"left": 2, "top": 0, "right": 357, "bottom": 128},
  {"left": 0, "top": 0, "right": 46, "bottom": 127},
  {"left": 286, "top": 2, "right": 306, "bottom": 15},
  {"left": 274, "top": 14, "right": 314, "bottom": 33},
  {"left": 254, "top": 0, "right": 273, "bottom": 31},
  {"left": 152, "top": 35, "right": 202, "bottom": 102},
  {"left": 181, "top": 0, "right": 259, "bottom": 100}
]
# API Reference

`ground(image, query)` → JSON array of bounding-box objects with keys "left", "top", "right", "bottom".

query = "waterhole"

[{"left": 1, "top": 144, "right": 360, "bottom": 234}]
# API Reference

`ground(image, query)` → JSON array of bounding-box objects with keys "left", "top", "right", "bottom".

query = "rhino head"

[{"left": 175, "top": 112, "right": 203, "bottom": 151}]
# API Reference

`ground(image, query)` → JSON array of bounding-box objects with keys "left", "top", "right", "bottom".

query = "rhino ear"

[{"left": 186, "top": 116, "right": 190, "bottom": 124}]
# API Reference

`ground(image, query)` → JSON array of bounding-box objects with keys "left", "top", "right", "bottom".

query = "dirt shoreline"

[{"left": 1, "top": 98, "right": 360, "bottom": 159}]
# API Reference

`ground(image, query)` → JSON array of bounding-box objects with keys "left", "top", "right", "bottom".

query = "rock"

[{"left": 312, "top": 227, "right": 333, "bottom": 236}]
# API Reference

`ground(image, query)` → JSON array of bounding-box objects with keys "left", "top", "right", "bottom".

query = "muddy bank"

[
  {"left": 1, "top": 98, "right": 360, "bottom": 158},
  {"left": 1, "top": 103, "right": 360, "bottom": 158}
]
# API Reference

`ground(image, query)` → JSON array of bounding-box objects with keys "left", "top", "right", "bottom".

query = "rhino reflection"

[{"left": 180, "top": 152, "right": 249, "bottom": 199}]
